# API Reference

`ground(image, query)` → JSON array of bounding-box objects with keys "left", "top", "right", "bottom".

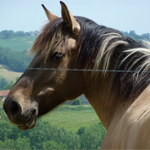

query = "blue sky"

[{"left": 0, "top": 0, "right": 150, "bottom": 35}]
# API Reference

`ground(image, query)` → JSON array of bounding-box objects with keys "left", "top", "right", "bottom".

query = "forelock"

[{"left": 30, "top": 18, "right": 69, "bottom": 60}]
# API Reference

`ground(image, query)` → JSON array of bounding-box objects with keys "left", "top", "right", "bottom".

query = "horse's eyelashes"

[{"left": 50, "top": 52, "right": 65, "bottom": 61}]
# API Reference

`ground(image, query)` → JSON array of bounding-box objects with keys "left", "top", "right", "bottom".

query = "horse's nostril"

[
  {"left": 31, "top": 109, "right": 36, "bottom": 116},
  {"left": 9, "top": 101, "right": 21, "bottom": 117}
]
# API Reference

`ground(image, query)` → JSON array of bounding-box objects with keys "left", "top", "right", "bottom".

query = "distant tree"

[
  {"left": 15, "top": 77, "right": 20, "bottom": 82},
  {"left": 0, "top": 110, "right": 8, "bottom": 120},
  {"left": 0, "top": 78, "right": 8, "bottom": 90},
  {"left": 77, "top": 126, "right": 85, "bottom": 135},
  {"left": 0, "top": 30, "right": 16, "bottom": 39},
  {"left": 42, "top": 140, "right": 68, "bottom": 150},
  {"left": 142, "top": 33, "right": 150, "bottom": 41},
  {"left": 0, "top": 120, "right": 15, "bottom": 142},
  {"left": 0, "top": 137, "right": 31, "bottom": 150},
  {"left": 25, "top": 32, "right": 30, "bottom": 36},
  {"left": 0, "top": 30, "right": 11, "bottom": 39},
  {"left": 121, "top": 30, "right": 150, "bottom": 41},
  {"left": 80, "top": 123, "right": 106, "bottom": 149},
  {"left": 3, "top": 81, "right": 14, "bottom": 90},
  {"left": 14, "top": 137, "right": 31, "bottom": 150},
  {"left": 0, "top": 139, "right": 14, "bottom": 149},
  {"left": 129, "top": 30, "right": 136, "bottom": 36},
  {"left": 16, "top": 31, "right": 25, "bottom": 37},
  {"left": 72, "top": 98, "right": 81, "bottom": 105},
  {"left": 8, "top": 30, "right": 15, "bottom": 37},
  {"left": 0, "top": 140, "right": 6, "bottom": 149}
]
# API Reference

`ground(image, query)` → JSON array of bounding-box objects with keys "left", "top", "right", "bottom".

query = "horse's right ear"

[
  {"left": 60, "top": 1, "right": 80, "bottom": 36},
  {"left": 42, "top": 4, "right": 58, "bottom": 21}
]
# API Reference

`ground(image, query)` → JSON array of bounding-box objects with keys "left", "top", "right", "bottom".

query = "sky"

[{"left": 0, "top": 0, "right": 150, "bottom": 35}]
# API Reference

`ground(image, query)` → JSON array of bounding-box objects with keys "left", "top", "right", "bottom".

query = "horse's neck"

[
  {"left": 85, "top": 79, "right": 119, "bottom": 129},
  {"left": 85, "top": 80, "right": 150, "bottom": 130},
  {"left": 101, "top": 85, "right": 150, "bottom": 149}
]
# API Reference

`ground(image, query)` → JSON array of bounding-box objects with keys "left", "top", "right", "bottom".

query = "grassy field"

[
  {"left": 0, "top": 36, "right": 36, "bottom": 51},
  {"left": 0, "top": 65, "right": 22, "bottom": 82},
  {"left": 40, "top": 105, "right": 100, "bottom": 132}
]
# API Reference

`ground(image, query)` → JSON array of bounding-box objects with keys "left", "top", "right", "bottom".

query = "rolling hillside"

[
  {"left": 0, "top": 65, "right": 22, "bottom": 82},
  {"left": 40, "top": 105, "right": 100, "bottom": 132},
  {"left": 0, "top": 36, "right": 36, "bottom": 51}
]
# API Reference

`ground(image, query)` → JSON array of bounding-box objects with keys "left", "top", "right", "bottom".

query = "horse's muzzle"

[{"left": 3, "top": 97, "right": 38, "bottom": 130}]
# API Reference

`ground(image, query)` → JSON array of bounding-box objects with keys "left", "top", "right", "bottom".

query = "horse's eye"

[{"left": 50, "top": 52, "right": 65, "bottom": 61}]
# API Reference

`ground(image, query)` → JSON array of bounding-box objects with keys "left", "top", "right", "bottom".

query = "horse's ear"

[
  {"left": 42, "top": 4, "right": 58, "bottom": 21},
  {"left": 60, "top": 1, "right": 80, "bottom": 36}
]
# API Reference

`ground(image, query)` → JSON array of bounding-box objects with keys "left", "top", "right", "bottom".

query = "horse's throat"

[{"left": 85, "top": 91, "right": 116, "bottom": 129}]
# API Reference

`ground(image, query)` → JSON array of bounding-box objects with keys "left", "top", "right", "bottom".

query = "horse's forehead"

[{"left": 66, "top": 38, "right": 77, "bottom": 50}]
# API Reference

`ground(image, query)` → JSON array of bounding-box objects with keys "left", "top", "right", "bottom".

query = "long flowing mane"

[{"left": 30, "top": 16, "right": 150, "bottom": 102}]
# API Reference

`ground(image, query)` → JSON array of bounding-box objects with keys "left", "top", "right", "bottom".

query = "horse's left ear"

[
  {"left": 42, "top": 4, "right": 58, "bottom": 21},
  {"left": 60, "top": 1, "right": 80, "bottom": 36}
]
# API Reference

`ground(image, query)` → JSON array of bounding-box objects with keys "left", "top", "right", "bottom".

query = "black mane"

[
  {"left": 76, "top": 16, "right": 123, "bottom": 68},
  {"left": 76, "top": 16, "right": 150, "bottom": 101}
]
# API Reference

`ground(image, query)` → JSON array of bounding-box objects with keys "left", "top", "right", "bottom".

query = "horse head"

[{"left": 3, "top": 2, "right": 86, "bottom": 130}]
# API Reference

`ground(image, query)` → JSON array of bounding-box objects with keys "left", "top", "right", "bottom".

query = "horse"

[{"left": 3, "top": 1, "right": 150, "bottom": 149}]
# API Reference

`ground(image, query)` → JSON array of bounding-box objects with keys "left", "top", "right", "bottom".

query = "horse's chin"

[{"left": 17, "top": 118, "right": 36, "bottom": 130}]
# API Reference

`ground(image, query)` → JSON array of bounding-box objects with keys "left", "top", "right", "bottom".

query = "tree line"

[
  {"left": 0, "top": 77, "right": 19, "bottom": 91},
  {"left": 122, "top": 30, "right": 150, "bottom": 41},
  {"left": 0, "top": 29, "right": 150, "bottom": 41},
  {"left": 0, "top": 109, "right": 106, "bottom": 150},
  {"left": 0, "top": 30, "right": 39, "bottom": 39}
]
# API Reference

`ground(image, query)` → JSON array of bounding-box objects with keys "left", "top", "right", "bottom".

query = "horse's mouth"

[
  {"left": 16, "top": 110, "right": 37, "bottom": 130},
  {"left": 17, "top": 117, "right": 37, "bottom": 130}
]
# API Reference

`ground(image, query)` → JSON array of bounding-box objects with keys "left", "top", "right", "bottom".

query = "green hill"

[
  {"left": 40, "top": 105, "right": 100, "bottom": 132},
  {"left": 0, "top": 47, "right": 33, "bottom": 72},
  {"left": 0, "top": 36, "right": 36, "bottom": 51},
  {"left": 0, "top": 65, "right": 22, "bottom": 82}
]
